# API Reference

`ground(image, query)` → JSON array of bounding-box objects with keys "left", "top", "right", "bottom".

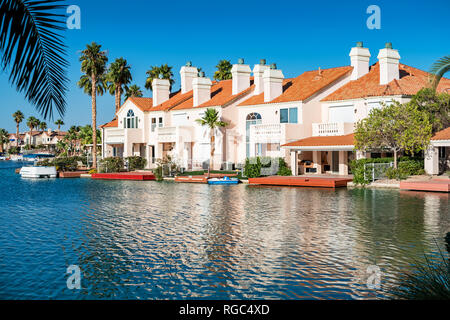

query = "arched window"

[
  {"left": 246, "top": 113, "right": 262, "bottom": 157},
  {"left": 124, "top": 109, "right": 138, "bottom": 129}
]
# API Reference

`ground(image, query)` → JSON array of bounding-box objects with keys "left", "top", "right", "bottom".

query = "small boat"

[
  {"left": 20, "top": 166, "right": 57, "bottom": 178},
  {"left": 207, "top": 176, "right": 239, "bottom": 185}
]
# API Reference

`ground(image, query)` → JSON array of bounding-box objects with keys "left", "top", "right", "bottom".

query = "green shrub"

[
  {"left": 153, "top": 166, "right": 164, "bottom": 181},
  {"left": 99, "top": 157, "right": 124, "bottom": 173},
  {"left": 277, "top": 158, "right": 292, "bottom": 176},
  {"left": 126, "top": 156, "right": 147, "bottom": 171},
  {"left": 88, "top": 168, "right": 97, "bottom": 174},
  {"left": 244, "top": 157, "right": 262, "bottom": 178},
  {"left": 398, "top": 160, "right": 425, "bottom": 176}
]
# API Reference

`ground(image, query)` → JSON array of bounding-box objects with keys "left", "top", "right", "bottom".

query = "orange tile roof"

[
  {"left": 322, "top": 63, "right": 450, "bottom": 102},
  {"left": 282, "top": 133, "right": 355, "bottom": 147},
  {"left": 100, "top": 118, "right": 118, "bottom": 128},
  {"left": 431, "top": 127, "right": 450, "bottom": 140},
  {"left": 239, "top": 66, "right": 353, "bottom": 106}
]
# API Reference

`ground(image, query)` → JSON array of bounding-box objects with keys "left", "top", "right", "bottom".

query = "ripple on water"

[{"left": 0, "top": 162, "right": 449, "bottom": 299}]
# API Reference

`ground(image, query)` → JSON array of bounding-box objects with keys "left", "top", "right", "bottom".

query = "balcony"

[
  {"left": 105, "top": 128, "right": 125, "bottom": 144},
  {"left": 157, "top": 126, "right": 177, "bottom": 143},
  {"left": 250, "top": 124, "right": 282, "bottom": 143},
  {"left": 312, "top": 122, "right": 354, "bottom": 136}
]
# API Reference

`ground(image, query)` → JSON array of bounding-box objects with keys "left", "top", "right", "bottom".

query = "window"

[
  {"left": 158, "top": 117, "right": 163, "bottom": 127},
  {"left": 151, "top": 118, "right": 156, "bottom": 132},
  {"left": 328, "top": 105, "right": 355, "bottom": 123},
  {"left": 280, "top": 107, "right": 298, "bottom": 123},
  {"left": 246, "top": 113, "right": 262, "bottom": 157},
  {"left": 125, "top": 109, "right": 138, "bottom": 129},
  {"left": 439, "top": 147, "right": 446, "bottom": 159}
]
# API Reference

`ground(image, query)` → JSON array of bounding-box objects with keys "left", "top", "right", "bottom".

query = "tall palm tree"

[
  {"left": 78, "top": 74, "right": 107, "bottom": 96},
  {"left": 214, "top": 60, "right": 232, "bottom": 81},
  {"left": 430, "top": 55, "right": 450, "bottom": 90},
  {"left": 0, "top": 129, "right": 9, "bottom": 153},
  {"left": 0, "top": 0, "right": 68, "bottom": 119},
  {"left": 55, "top": 119, "right": 64, "bottom": 132},
  {"left": 39, "top": 121, "right": 47, "bottom": 131},
  {"left": 26, "top": 116, "right": 39, "bottom": 146},
  {"left": 196, "top": 108, "right": 228, "bottom": 175},
  {"left": 12, "top": 110, "right": 24, "bottom": 147},
  {"left": 107, "top": 58, "right": 132, "bottom": 113},
  {"left": 78, "top": 42, "right": 108, "bottom": 169},
  {"left": 125, "top": 84, "right": 143, "bottom": 100},
  {"left": 145, "top": 64, "right": 174, "bottom": 91}
]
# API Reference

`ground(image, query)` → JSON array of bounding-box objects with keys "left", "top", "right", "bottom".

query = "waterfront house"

[
  {"left": 282, "top": 43, "right": 450, "bottom": 176},
  {"left": 425, "top": 127, "right": 450, "bottom": 175}
]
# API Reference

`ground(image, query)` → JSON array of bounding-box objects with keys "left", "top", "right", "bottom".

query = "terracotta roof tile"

[
  {"left": 239, "top": 66, "right": 353, "bottom": 106},
  {"left": 282, "top": 133, "right": 355, "bottom": 147},
  {"left": 431, "top": 127, "right": 450, "bottom": 140},
  {"left": 100, "top": 118, "right": 118, "bottom": 128},
  {"left": 322, "top": 63, "right": 450, "bottom": 102}
]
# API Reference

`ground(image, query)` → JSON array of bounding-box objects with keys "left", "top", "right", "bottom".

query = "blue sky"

[{"left": 1, "top": 0, "right": 449, "bottom": 132}]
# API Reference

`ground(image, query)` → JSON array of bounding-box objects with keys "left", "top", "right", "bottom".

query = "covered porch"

[
  {"left": 425, "top": 127, "right": 450, "bottom": 175},
  {"left": 282, "top": 134, "right": 355, "bottom": 176}
]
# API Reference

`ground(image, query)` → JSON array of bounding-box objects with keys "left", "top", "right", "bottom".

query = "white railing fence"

[
  {"left": 312, "top": 122, "right": 345, "bottom": 136},
  {"left": 364, "top": 162, "right": 394, "bottom": 182}
]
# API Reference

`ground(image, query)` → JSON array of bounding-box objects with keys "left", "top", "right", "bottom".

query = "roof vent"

[
  {"left": 238, "top": 58, "right": 244, "bottom": 65},
  {"left": 186, "top": 61, "right": 192, "bottom": 67},
  {"left": 385, "top": 42, "right": 393, "bottom": 49},
  {"left": 158, "top": 73, "right": 164, "bottom": 79},
  {"left": 270, "top": 63, "right": 277, "bottom": 70},
  {"left": 356, "top": 41, "right": 363, "bottom": 48},
  {"left": 198, "top": 71, "right": 205, "bottom": 77},
  {"left": 260, "top": 59, "right": 266, "bottom": 65}
]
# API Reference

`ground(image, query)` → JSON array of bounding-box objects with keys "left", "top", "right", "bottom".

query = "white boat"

[
  {"left": 0, "top": 156, "right": 6, "bottom": 161},
  {"left": 20, "top": 166, "right": 57, "bottom": 178}
]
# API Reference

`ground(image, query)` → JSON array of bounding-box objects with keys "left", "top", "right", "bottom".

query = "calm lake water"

[{"left": 0, "top": 161, "right": 448, "bottom": 300}]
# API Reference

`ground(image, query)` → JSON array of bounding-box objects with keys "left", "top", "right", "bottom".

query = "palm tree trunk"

[
  {"left": 92, "top": 74, "right": 98, "bottom": 169},
  {"left": 117, "top": 85, "right": 122, "bottom": 112},
  {"left": 115, "top": 89, "right": 119, "bottom": 113},
  {"left": 16, "top": 123, "right": 20, "bottom": 148},
  {"left": 209, "top": 128, "right": 215, "bottom": 176}
]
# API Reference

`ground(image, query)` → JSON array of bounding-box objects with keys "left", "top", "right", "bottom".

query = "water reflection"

[{"left": 0, "top": 163, "right": 449, "bottom": 299}]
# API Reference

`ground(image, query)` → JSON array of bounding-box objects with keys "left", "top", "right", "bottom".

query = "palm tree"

[
  {"left": 78, "top": 42, "right": 108, "bottom": 169},
  {"left": 0, "top": 0, "right": 68, "bottom": 119},
  {"left": 196, "top": 108, "right": 228, "bottom": 175},
  {"left": 26, "top": 116, "right": 39, "bottom": 147},
  {"left": 55, "top": 119, "right": 64, "bottom": 132},
  {"left": 430, "top": 55, "right": 450, "bottom": 90},
  {"left": 214, "top": 60, "right": 232, "bottom": 81},
  {"left": 0, "top": 128, "right": 9, "bottom": 153},
  {"left": 12, "top": 110, "right": 24, "bottom": 147},
  {"left": 145, "top": 64, "right": 174, "bottom": 91},
  {"left": 107, "top": 58, "right": 132, "bottom": 113},
  {"left": 78, "top": 74, "right": 107, "bottom": 96},
  {"left": 39, "top": 121, "right": 47, "bottom": 131},
  {"left": 125, "top": 84, "right": 143, "bottom": 100}
]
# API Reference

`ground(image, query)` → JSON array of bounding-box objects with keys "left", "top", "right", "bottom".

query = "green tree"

[
  {"left": 39, "top": 121, "right": 47, "bottom": 131},
  {"left": 213, "top": 60, "right": 232, "bottom": 81},
  {"left": 0, "top": 128, "right": 9, "bottom": 153},
  {"left": 107, "top": 57, "right": 132, "bottom": 113},
  {"left": 78, "top": 42, "right": 108, "bottom": 168},
  {"left": 78, "top": 74, "right": 107, "bottom": 96},
  {"left": 26, "top": 116, "right": 39, "bottom": 146},
  {"left": 12, "top": 110, "right": 24, "bottom": 147},
  {"left": 195, "top": 108, "right": 228, "bottom": 175},
  {"left": 0, "top": 0, "right": 68, "bottom": 119},
  {"left": 408, "top": 88, "right": 450, "bottom": 133},
  {"left": 54, "top": 119, "right": 64, "bottom": 132},
  {"left": 78, "top": 125, "right": 101, "bottom": 149},
  {"left": 145, "top": 64, "right": 174, "bottom": 91},
  {"left": 354, "top": 101, "right": 432, "bottom": 169},
  {"left": 430, "top": 55, "right": 450, "bottom": 90},
  {"left": 125, "top": 84, "right": 143, "bottom": 100}
]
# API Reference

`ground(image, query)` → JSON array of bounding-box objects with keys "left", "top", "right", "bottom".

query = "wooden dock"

[
  {"left": 91, "top": 172, "right": 156, "bottom": 181},
  {"left": 58, "top": 171, "right": 88, "bottom": 178},
  {"left": 248, "top": 176, "right": 353, "bottom": 188},
  {"left": 175, "top": 173, "right": 238, "bottom": 184},
  {"left": 400, "top": 179, "right": 450, "bottom": 193}
]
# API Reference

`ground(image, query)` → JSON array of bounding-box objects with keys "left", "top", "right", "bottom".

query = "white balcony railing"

[
  {"left": 250, "top": 123, "right": 282, "bottom": 143},
  {"left": 157, "top": 126, "right": 177, "bottom": 143},
  {"left": 105, "top": 128, "right": 125, "bottom": 144},
  {"left": 312, "top": 122, "right": 347, "bottom": 136}
]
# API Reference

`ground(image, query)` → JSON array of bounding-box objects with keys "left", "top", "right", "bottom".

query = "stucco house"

[{"left": 425, "top": 127, "right": 450, "bottom": 175}]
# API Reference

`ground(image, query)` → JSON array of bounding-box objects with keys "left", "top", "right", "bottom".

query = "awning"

[{"left": 282, "top": 133, "right": 355, "bottom": 151}]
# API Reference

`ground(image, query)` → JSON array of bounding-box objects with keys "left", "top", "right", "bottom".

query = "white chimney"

[
  {"left": 377, "top": 42, "right": 401, "bottom": 85},
  {"left": 152, "top": 77, "right": 170, "bottom": 106},
  {"left": 349, "top": 41, "right": 371, "bottom": 80},
  {"left": 231, "top": 58, "right": 251, "bottom": 95},
  {"left": 180, "top": 61, "right": 198, "bottom": 94},
  {"left": 263, "top": 64, "right": 284, "bottom": 102},
  {"left": 253, "top": 59, "right": 269, "bottom": 95},
  {"left": 192, "top": 72, "right": 212, "bottom": 107}
]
